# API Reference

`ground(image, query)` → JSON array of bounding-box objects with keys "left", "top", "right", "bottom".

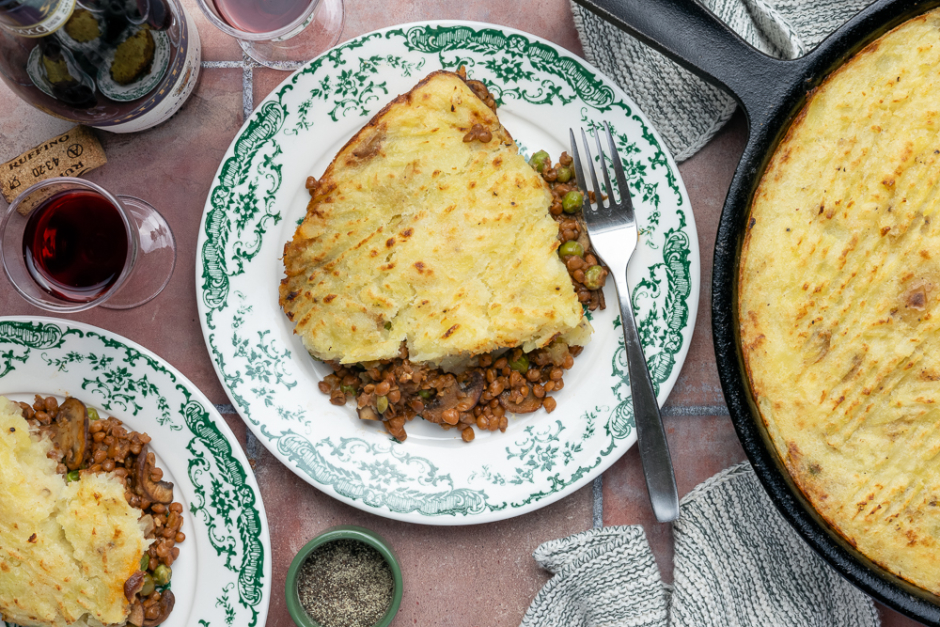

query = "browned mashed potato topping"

[
  {"left": 1, "top": 395, "right": 184, "bottom": 626},
  {"left": 739, "top": 8, "right": 940, "bottom": 596},
  {"left": 318, "top": 144, "right": 607, "bottom": 443}
]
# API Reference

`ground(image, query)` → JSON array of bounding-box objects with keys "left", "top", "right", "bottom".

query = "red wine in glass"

[
  {"left": 213, "top": 0, "right": 309, "bottom": 33},
  {"left": 22, "top": 190, "right": 129, "bottom": 303}
]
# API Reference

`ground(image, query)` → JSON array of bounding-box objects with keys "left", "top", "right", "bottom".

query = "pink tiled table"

[{"left": 0, "top": 1, "right": 921, "bottom": 625}]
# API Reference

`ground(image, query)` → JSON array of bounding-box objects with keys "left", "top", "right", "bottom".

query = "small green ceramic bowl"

[{"left": 285, "top": 525, "right": 403, "bottom": 627}]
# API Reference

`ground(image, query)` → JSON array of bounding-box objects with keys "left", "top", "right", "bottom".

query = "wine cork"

[{"left": 1, "top": 126, "right": 107, "bottom": 208}]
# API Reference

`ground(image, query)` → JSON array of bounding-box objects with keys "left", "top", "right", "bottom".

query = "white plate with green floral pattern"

[
  {"left": 196, "top": 21, "right": 699, "bottom": 524},
  {"left": 0, "top": 317, "right": 270, "bottom": 627}
]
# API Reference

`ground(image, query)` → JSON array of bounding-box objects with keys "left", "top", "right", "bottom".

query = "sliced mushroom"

[
  {"left": 54, "top": 398, "right": 88, "bottom": 471},
  {"left": 357, "top": 405, "right": 380, "bottom": 421},
  {"left": 421, "top": 371, "right": 485, "bottom": 423},
  {"left": 136, "top": 446, "right": 174, "bottom": 504},
  {"left": 124, "top": 570, "right": 145, "bottom": 602},
  {"left": 139, "top": 514, "right": 155, "bottom": 537},
  {"left": 464, "top": 80, "right": 497, "bottom": 111},
  {"left": 462, "top": 123, "right": 492, "bottom": 143},
  {"left": 575, "top": 216, "right": 591, "bottom": 254},
  {"left": 128, "top": 600, "right": 144, "bottom": 627},
  {"left": 352, "top": 127, "right": 385, "bottom": 160},
  {"left": 142, "top": 590, "right": 175, "bottom": 627},
  {"left": 499, "top": 389, "right": 542, "bottom": 414}
]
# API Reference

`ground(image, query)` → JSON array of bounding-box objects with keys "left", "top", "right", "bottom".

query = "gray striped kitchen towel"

[
  {"left": 570, "top": 0, "right": 872, "bottom": 161},
  {"left": 520, "top": 462, "right": 880, "bottom": 626}
]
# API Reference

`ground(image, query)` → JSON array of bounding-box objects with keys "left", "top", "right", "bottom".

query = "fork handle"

[{"left": 615, "top": 274, "right": 680, "bottom": 523}]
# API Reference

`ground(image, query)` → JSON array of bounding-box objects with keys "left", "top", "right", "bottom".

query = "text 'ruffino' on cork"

[{"left": 1, "top": 125, "right": 107, "bottom": 207}]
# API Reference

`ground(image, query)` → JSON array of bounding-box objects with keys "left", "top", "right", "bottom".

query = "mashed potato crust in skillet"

[
  {"left": 0, "top": 397, "right": 149, "bottom": 627},
  {"left": 739, "top": 9, "right": 940, "bottom": 596},
  {"left": 279, "top": 70, "right": 584, "bottom": 365}
]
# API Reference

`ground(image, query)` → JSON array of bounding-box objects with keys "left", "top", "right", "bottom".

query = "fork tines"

[{"left": 569, "top": 122, "right": 632, "bottom": 217}]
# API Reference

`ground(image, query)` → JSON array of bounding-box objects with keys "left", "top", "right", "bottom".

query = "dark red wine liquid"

[
  {"left": 22, "top": 190, "right": 129, "bottom": 303},
  {"left": 213, "top": 0, "right": 309, "bottom": 33}
]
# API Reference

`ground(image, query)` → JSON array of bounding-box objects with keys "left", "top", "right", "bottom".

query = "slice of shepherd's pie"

[{"left": 280, "top": 70, "right": 587, "bottom": 366}]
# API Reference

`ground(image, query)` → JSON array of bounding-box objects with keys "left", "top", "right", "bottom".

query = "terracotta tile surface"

[
  {"left": 665, "top": 111, "right": 747, "bottom": 411},
  {"left": 602, "top": 414, "right": 747, "bottom": 582},
  {"left": 341, "top": 0, "right": 583, "bottom": 53},
  {"left": 0, "top": 1, "right": 925, "bottom": 626},
  {"left": 253, "top": 434, "right": 592, "bottom": 627},
  {"left": 254, "top": 66, "right": 293, "bottom": 109},
  {"left": 0, "top": 67, "right": 243, "bottom": 403}
]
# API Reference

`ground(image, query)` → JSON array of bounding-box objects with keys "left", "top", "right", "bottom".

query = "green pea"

[
  {"left": 583, "top": 265, "right": 605, "bottom": 290},
  {"left": 153, "top": 564, "right": 172, "bottom": 586},
  {"left": 562, "top": 190, "right": 584, "bottom": 213},
  {"left": 340, "top": 384, "right": 356, "bottom": 396},
  {"left": 556, "top": 166, "right": 573, "bottom": 183},
  {"left": 140, "top": 554, "right": 150, "bottom": 571},
  {"left": 384, "top": 321, "right": 392, "bottom": 330},
  {"left": 140, "top": 573, "right": 156, "bottom": 597},
  {"left": 86, "top": 406, "right": 99, "bottom": 421},
  {"left": 376, "top": 396, "right": 389, "bottom": 414},
  {"left": 559, "top": 241, "right": 584, "bottom": 259},
  {"left": 529, "top": 150, "right": 550, "bottom": 172},
  {"left": 66, "top": 469, "right": 80, "bottom": 482},
  {"left": 509, "top": 355, "right": 529, "bottom": 372},
  {"left": 418, "top": 390, "right": 432, "bottom": 400}
]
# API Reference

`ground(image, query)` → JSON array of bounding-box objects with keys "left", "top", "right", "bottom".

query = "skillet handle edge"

[{"left": 572, "top": 0, "right": 795, "bottom": 122}]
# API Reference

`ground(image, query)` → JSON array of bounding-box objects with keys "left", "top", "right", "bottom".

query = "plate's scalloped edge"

[
  {"left": 182, "top": 399, "right": 267, "bottom": 624},
  {"left": 0, "top": 317, "right": 271, "bottom": 627},
  {"left": 277, "top": 431, "right": 490, "bottom": 516},
  {"left": 201, "top": 99, "right": 287, "bottom": 314},
  {"left": 194, "top": 20, "right": 699, "bottom": 524}
]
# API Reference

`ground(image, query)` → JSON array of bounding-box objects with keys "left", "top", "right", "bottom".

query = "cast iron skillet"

[{"left": 570, "top": 0, "right": 940, "bottom": 622}]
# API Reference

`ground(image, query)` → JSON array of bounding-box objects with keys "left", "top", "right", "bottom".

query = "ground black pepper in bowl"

[{"left": 297, "top": 539, "right": 394, "bottom": 627}]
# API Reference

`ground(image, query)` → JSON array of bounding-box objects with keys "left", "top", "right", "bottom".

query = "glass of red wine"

[
  {"left": 196, "top": 0, "right": 344, "bottom": 68},
  {"left": 0, "top": 177, "right": 176, "bottom": 312}
]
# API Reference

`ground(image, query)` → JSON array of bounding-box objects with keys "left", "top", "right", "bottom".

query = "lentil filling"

[
  {"left": 317, "top": 125, "right": 609, "bottom": 443},
  {"left": 18, "top": 395, "right": 183, "bottom": 627}
]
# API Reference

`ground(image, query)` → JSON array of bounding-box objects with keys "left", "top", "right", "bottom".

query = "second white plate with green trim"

[
  {"left": 196, "top": 20, "right": 700, "bottom": 524},
  {"left": 0, "top": 317, "right": 270, "bottom": 627}
]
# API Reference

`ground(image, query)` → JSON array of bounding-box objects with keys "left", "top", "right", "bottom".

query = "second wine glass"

[
  {"left": 197, "top": 0, "right": 345, "bottom": 68},
  {"left": 0, "top": 177, "right": 176, "bottom": 312}
]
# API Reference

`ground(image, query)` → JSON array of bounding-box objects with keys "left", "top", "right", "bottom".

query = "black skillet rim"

[{"left": 712, "top": 0, "right": 940, "bottom": 622}]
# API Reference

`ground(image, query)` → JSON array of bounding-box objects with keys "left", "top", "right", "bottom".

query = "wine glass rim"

[
  {"left": 195, "top": 0, "right": 322, "bottom": 41},
  {"left": 0, "top": 177, "right": 137, "bottom": 313}
]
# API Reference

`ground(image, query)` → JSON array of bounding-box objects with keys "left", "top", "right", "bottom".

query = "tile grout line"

[
  {"left": 592, "top": 475, "right": 603, "bottom": 528},
  {"left": 214, "top": 403, "right": 729, "bottom": 416},
  {"left": 254, "top": 60, "right": 305, "bottom": 71},
  {"left": 201, "top": 55, "right": 304, "bottom": 124},
  {"left": 242, "top": 52, "right": 253, "bottom": 121},
  {"left": 240, "top": 53, "right": 257, "bottom": 457},
  {"left": 246, "top": 428, "right": 261, "bottom": 461},
  {"left": 200, "top": 60, "right": 244, "bottom": 68},
  {"left": 663, "top": 404, "right": 729, "bottom": 417}
]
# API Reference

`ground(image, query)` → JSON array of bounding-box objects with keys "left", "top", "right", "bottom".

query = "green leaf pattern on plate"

[
  {"left": 196, "top": 23, "right": 697, "bottom": 521},
  {"left": 0, "top": 319, "right": 268, "bottom": 627}
]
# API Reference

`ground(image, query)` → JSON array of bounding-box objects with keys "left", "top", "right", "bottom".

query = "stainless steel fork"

[{"left": 570, "top": 122, "right": 680, "bottom": 523}]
